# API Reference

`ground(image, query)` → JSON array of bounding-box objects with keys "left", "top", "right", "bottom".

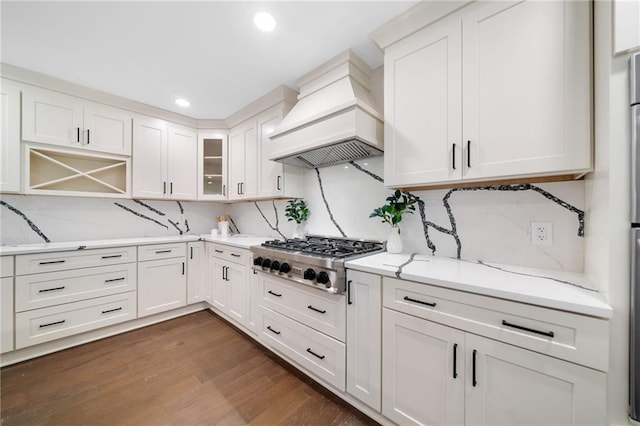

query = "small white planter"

[{"left": 386, "top": 226, "right": 403, "bottom": 254}]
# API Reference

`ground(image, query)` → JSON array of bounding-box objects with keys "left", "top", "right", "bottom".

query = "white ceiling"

[{"left": 1, "top": 1, "right": 416, "bottom": 119}]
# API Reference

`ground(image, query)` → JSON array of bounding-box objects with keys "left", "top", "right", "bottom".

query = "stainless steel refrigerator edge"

[{"left": 630, "top": 51, "right": 640, "bottom": 422}]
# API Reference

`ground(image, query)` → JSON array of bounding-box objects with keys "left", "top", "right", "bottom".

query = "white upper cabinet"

[
  {"left": 614, "top": 0, "right": 640, "bottom": 54},
  {"left": 197, "top": 131, "right": 228, "bottom": 201},
  {"left": 22, "top": 86, "right": 132, "bottom": 156},
  {"left": 257, "top": 105, "right": 303, "bottom": 199},
  {"left": 228, "top": 119, "right": 257, "bottom": 201},
  {"left": 132, "top": 117, "right": 197, "bottom": 200},
  {"left": 382, "top": 0, "right": 592, "bottom": 188},
  {"left": 0, "top": 79, "right": 21, "bottom": 193}
]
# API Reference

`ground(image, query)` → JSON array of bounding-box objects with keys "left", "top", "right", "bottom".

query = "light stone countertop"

[
  {"left": 0, "top": 234, "right": 274, "bottom": 255},
  {"left": 346, "top": 252, "right": 612, "bottom": 319}
]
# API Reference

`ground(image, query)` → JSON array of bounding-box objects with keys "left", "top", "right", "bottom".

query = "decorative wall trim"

[{"left": 0, "top": 200, "right": 50, "bottom": 243}]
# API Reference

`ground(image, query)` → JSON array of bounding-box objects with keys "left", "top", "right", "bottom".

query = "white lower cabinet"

[
  {"left": 206, "top": 243, "right": 250, "bottom": 327},
  {"left": 382, "top": 278, "right": 608, "bottom": 426},
  {"left": 346, "top": 270, "right": 382, "bottom": 412},
  {"left": 187, "top": 241, "right": 207, "bottom": 304},
  {"left": 137, "top": 244, "right": 187, "bottom": 318},
  {"left": 1, "top": 256, "right": 15, "bottom": 353}
]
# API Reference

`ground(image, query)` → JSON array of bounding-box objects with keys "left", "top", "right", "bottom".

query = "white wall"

[
  {"left": 231, "top": 156, "right": 587, "bottom": 272},
  {"left": 0, "top": 194, "right": 224, "bottom": 244}
]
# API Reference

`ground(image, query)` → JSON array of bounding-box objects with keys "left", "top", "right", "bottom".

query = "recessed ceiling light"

[
  {"left": 175, "top": 98, "right": 191, "bottom": 107},
  {"left": 254, "top": 12, "right": 276, "bottom": 32}
]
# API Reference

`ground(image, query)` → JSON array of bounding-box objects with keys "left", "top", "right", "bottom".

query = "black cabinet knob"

[
  {"left": 253, "top": 256, "right": 263, "bottom": 266},
  {"left": 262, "top": 258, "right": 272, "bottom": 268},
  {"left": 303, "top": 268, "right": 316, "bottom": 280},
  {"left": 280, "top": 262, "right": 291, "bottom": 274},
  {"left": 270, "top": 261, "right": 281, "bottom": 271},
  {"left": 316, "top": 271, "right": 330, "bottom": 285}
]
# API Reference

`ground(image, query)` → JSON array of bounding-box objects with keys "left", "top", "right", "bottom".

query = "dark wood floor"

[{"left": 1, "top": 311, "right": 378, "bottom": 425}]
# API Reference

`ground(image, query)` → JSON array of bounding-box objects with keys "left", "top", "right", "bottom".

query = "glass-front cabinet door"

[{"left": 197, "top": 131, "right": 227, "bottom": 200}]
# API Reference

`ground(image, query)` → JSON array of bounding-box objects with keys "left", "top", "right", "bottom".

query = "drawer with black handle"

[
  {"left": 15, "top": 263, "right": 137, "bottom": 312},
  {"left": 15, "top": 291, "right": 136, "bottom": 348},
  {"left": 16, "top": 246, "right": 136, "bottom": 275},
  {"left": 137, "top": 243, "right": 187, "bottom": 262}
]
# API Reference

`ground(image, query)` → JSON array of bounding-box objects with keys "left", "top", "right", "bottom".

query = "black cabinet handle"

[
  {"left": 472, "top": 349, "right": 477, "bottom": 387},
  {"left": 230, "top": 253, "right": 241, "bottom": 258},
  {"left": 277, "top": 175, "right": 282, "bottom": 191},
  {"left": 101, "top": 307, "right": 122, "bottom": 314},
  {"left": 190, "top": 247, "right": 193, "bottom": 259},
  {"left": 453, "top": 343, "right": 458, "bottom": 379},
  {"left": 452, "top": 143, "right": 456, "bottom": 170},
  {"left": 39, "top": 260, "right": 65, "bottom": 265},
  {"left": 307, "top": 305, "right": 326, "bottom": 314},
  {"left": 170, "top": 182, "right": 173, "bottom": 195},
  {"left": 214, "top": 249, "right": 223, "bottom": 253},
  {"left": 347, "top": 280, "right": 352, "bottom": 305},
  {"left": 155, "top": 250, "right": 172, "bottom": 254},
  {"left": 501, "top": 320, "right": 555, "bottom": 338},
  {"left": 182, "top": 262, "right": 185, "bottom": 275},
  {"left": 105, "top": 277, "right": 125, "bottom": 283},
  {"left": 163, "top": 181, "right": 167, "bottom": 194},
  {"left": 241, "top": 182, "right": 244, "bottom": 195},
  {"left": 403, "top": 296, "right": 436, "bottom": 308},
  {"left": 306, "top": 348, "right": 325, "bottom": 360},
  {"left": 40, "top": 319, "right": 65, "bottom": 328},
  {"left": 39, "top": 286, "right": 65, "bottom": 293},
  {"left": 267, "top": 325, "right": 281, "bottom": 335},
  {"left": 223, "top": 184, "right": 226, "bottom": 196},
  {"left": 268, "top": 290, "right": 282, "bottom": 297},
  {"left": 76, "top": 127, "right": 80, "bottom": 142},
  {"left": 237, "top": 183, "right": 241, "bottom": 195},
  {"left": 222, "top": 266, "right": 227, "bottom": 281},
  {"left": 467, "top": 140, "right": 471, "bottom": 168},
  {"left": 87, "top": 129, "right": 90, "bottom": 144},
  {"left": 101, "top": 254, "right": 122, "bottom": 259}
]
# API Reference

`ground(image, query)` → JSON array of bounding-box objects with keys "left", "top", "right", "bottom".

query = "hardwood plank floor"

[{"left": 1, "top": 311, "right": 378, "bottom": 426}]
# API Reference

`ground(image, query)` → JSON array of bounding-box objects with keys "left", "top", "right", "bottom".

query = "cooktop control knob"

[
  {"left": 262, "top": 258, "right": 272, "bottom": 269},
  {"left": 270, "top": 261, "right": 281, "bottom": 271},
  {"left": 316, "top": 271, "right": 330, "bottom": 285},
  {"left": 303, "top": 268, "right": 316, "bottom": 280},
  {"left": 279, "top": 262, "right": 291, "bottom": 274},
  {"left": 253, "top": 256, "right": 263, "bottom": 266}
]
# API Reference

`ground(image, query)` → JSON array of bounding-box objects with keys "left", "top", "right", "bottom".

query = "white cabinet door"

[
  {"left": 1, "top": 276, "right": 14, "bottom": 353},
  {"left": 257, "top": 107, "right": 284, "bottom": 198},
  {"left": 22, "top": 86, "right": 83, "bottom": 148},
  {"left": 346, "top": 270, "right": 382, "bottom": 412},
  {"left": 228, "top": 120, "right": 256, "bottom": 200},
  {"left": 0, "top": 79, "right": 21, "bottom": 193},
  {"left": 614, "top": 0, "right": 640, "bottom": 54},
  {"left": 384, "top": 15, "right": 462, "bottom": 187},
  {"left": 138, "top": 257, "right": 186, "bottom": 317},
  {"left": 83, "top": 101, "right": 132, "bottom": 156},
  {"left": 461, "top": 0, "right": 591, "bottom": 180},
  {"left": 465, "top": 333, "right": 607, "bottom": 426},
  {"left": 167, "top": 126, "right": 197, "bottom": 200},
  {"left": 211, "top": 259, "right": 228, "bottom": 311},
  {"left": 132, "top": 118, "right": 168, "bottom": 199},
  {"left": 187, "top": 242, "right": 207, "bottom": 304},
  {"left": 197, "top": 131, "right": 228, "bottom": 201},
  {"left": 382, "top": 308, "right": 465, "bottom": 426},
  {"left": 227, "top": 262, "right": 247, "bottom": 325}
]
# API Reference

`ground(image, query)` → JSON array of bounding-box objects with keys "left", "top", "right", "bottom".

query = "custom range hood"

[{"left": 269, "top": 50, "right": 384, "bottom": 168}]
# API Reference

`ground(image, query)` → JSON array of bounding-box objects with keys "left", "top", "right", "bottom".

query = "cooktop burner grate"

[{"left": 261, "top": 236, "right": 384, "bottom": 259}]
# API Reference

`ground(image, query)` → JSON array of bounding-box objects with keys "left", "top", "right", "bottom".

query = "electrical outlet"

[{"left": 531, "top": 222, "right": 552, "bottom": 246}]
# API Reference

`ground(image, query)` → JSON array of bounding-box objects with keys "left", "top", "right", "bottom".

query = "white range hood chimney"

[{"left": 269, "top": 50, "right": 384, "bottom": 168}]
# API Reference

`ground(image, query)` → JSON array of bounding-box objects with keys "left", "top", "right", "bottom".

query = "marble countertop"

[
  {"left": 0, "top": 234, "right": 272, "bottom": 255},
  {"left": 346, "top": 253, "right": 612, "bottom": 319}
]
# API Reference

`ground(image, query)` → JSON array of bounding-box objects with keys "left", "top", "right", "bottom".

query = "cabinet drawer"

[
  {"left": 1, "top": 256, "right": 14, "bottom": 277},
  {"left": 211, "top": 244, "right": 249, "bottom": 266},
  {"left": 383, "top": 277, "right": 609, "bottom": 371},
  {"left": 15, "top": 263, "right": 137, "bottom": 312},
  {"left": 16, "top": 247, "right": 136, "bottom": 275},
  {"left": 260, "top": 306, "right": 346, "bottom": 391},
  {"left": 15, "top": 291, "right": 136, "bottom": 349},
  {"left": 137, "top": 243, "right": 186, "bottom": 261},
  {"left": 259, "top": 273, "right": 346, "bottom": 342}
]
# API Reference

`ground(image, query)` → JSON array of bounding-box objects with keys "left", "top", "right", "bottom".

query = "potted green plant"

[
  {"left": 285, "top": 199, "right": 310, "bottom": 239},
  {"left": 369, "top": 190, "right": 420, "bottom": 253}
]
